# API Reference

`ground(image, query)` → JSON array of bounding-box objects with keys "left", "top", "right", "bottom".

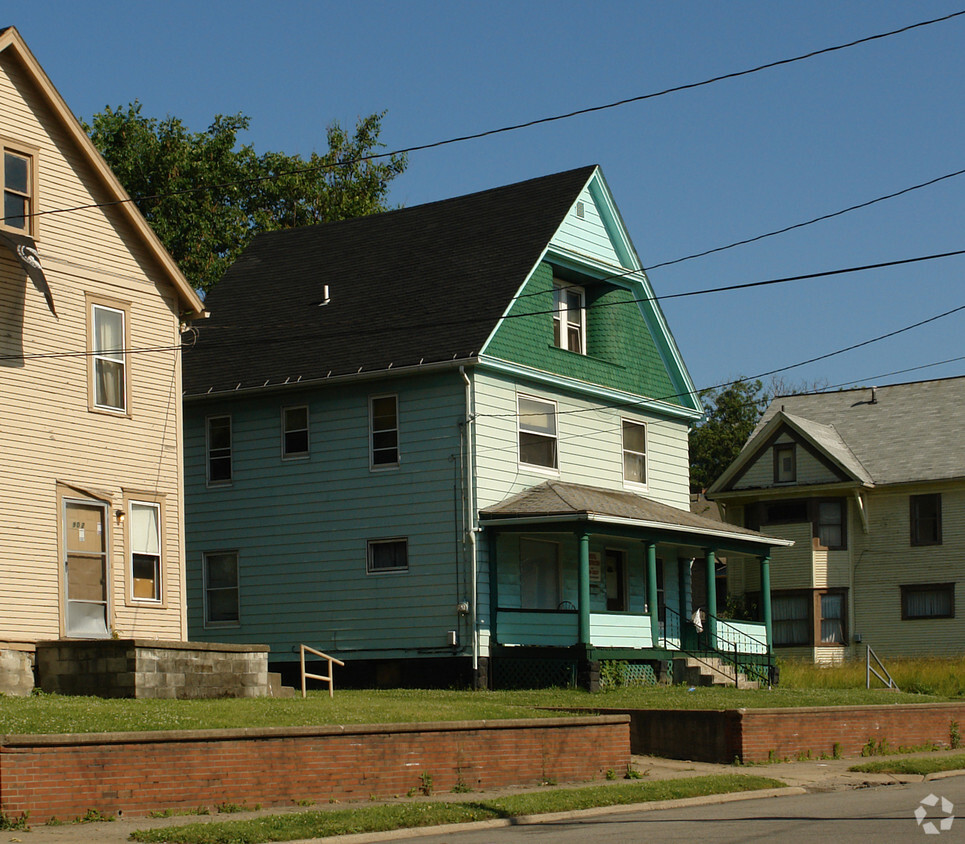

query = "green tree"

[
  {"left": 689, "top": 378, "right": 769, "bottom": 493},
  {"left": 85, "top": 102, "right": 406, "bottom": 292}
]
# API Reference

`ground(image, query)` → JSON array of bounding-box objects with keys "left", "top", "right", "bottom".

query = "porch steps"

[
  {"left": 672, "top": 656, "right": 759, "bottom": 690},
  {"left": 267, "top": 672, "right": 296, "bottom": 698}
]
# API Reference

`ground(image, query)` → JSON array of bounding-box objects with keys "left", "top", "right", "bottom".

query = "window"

[
  {"left": 204, "top": 551, "right": 239, "bottom": 626},
  {"left": 773, "top": 443, "right": 796, "bottom": 483},
  {"left": 773, "top": 593, "right": 810, "bottom": 646},
  {"left": 90, "top": 303, "right": 127, "bottom": 412},
  {"left": 816, "top": 500, "right": 845, "bottom": 549},
  {"left": 902, "top": 583, "right": 954, "bottom": 619},
  {"left": 130, "top": 501, "right": 161, "bottom": 602},
  {"left": 772, "top": 589, "right": 848, "bottom": 647},
  {"left": 910, "top": 494, "right": 942, "bottom": 546},
  {"left": 605, "top": 548, "right": 627, "bottom": 612},
  {"left": 622, "top": 420, "right": 647, "bottom": 487},
  {"left": 207, "top": 415, "right": 232, "bottom": 484},
  {"left": 282, "top": 406, "right": 309, "bottom": 458},
  {"left": 553, "top": 280, "right": 585, "bottom": 354},
  {"left": 518, "top": 395, "right": 557, "bottom": 469},
  {"left": 370, "top": 394, "right": 399, "bottom": 468},
  {"left": 519, "top": 538, "right": 560, "bottom": 609},
  {"left": 367, "top": 538, "right": 408, "bottom": 573},
  {"left": 2, "top": 142, "right": 35, "bottom": 234}
]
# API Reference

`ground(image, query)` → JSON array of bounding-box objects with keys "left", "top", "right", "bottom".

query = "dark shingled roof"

[
  {"left": 481, "top": 481, "right": 783, "bottom": 548},
  {"left": 183, "top": 166, "right": 598, "bottom": 396}
]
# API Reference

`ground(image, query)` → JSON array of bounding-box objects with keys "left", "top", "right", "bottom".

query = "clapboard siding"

[
  {"left": 732, "top": 433, "right": 842, "bottom": 491},
  {"left": 0, "top": 39, "right": 193, "bottom": 647},
  {"left": 184, "top": 374, "right": 471, "bottom": 658}
]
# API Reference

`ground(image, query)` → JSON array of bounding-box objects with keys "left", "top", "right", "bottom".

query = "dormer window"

[
  {"left": 774, "top": 443, "right": 796, "bottom": 483},
  {"left": 553, "top": 280, "right": 585, "bottom": 354}
]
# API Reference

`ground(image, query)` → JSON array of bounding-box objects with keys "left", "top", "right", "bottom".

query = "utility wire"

[{"left": 5, "top": 8, "right": 962, "bottom": 227}]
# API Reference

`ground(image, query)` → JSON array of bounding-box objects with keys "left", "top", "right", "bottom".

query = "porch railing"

[{"left": 663, "top": 606, "right": 773, "bottom": 687}]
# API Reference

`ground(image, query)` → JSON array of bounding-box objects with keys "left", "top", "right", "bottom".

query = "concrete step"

[
  {"left": 267, "top": 671, "right": 296, "bottom": 698},
  {"left": 673, "top": 656, "right": 759, "bottom": 689}
]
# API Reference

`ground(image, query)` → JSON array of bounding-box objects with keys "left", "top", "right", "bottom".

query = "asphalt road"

[{"left": 397, "top": 778, "right": 965, "bottom": 843}]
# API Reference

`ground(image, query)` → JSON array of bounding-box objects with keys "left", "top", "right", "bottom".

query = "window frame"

[
  {"left": 771, "top": 588, "right": 848, "bottom": 648},
  {"left": 127, "top": 498, "right": 163, "bottom": 605},
  {"left": 86, "top": 295, "right": 131, "bottom": 416},
  {"left": 369, "top": 393, "right": 400, "bottom": 470},
  {"left": 281, "top": 405, "right": 310, "bottom": 460},
  {"left": 901, "top": 583, "right": 955, "bottom": 620},
  {"left": 621, "top": 418, "right": 648, "bottom": 489},
  {"left": 773, "top": 442, "right": 796, "bottom": 483},
  {"left": 910, "top": 493, "right": 942, "bottom": 546},
  {"left": 206, "top": 414, "right": 233, "bottom": 486},
  {"left": 203, "top": 550, "right": 240, "bottom": 627},
  {"left": 366, "top": 537, "right": 409, "bottom": 574},
  {"left": 552, "top": 279, "right": 586, "bottom": 354},
  {"left": 517, "top": 394, "right": 559, "bottom": 471},
  {"left": 1, "top": 138, "right": 39, "bottom": 237}
]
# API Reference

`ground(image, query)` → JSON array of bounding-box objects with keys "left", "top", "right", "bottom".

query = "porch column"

[
  {"left": 646, "top": 541, "right": 659, "bottom": 646},
  {"left": 578, "top": 530, "right": 591, "bottom": 646},
  {"left": 759, "top": 554, "right": 773, "bottom": 654},
  {"left": 705, "top": 548, "right": 718, "bottom": 647}
]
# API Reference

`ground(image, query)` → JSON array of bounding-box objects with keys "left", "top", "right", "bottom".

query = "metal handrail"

[
  {"left": 866, "top": 645, "right": 899, "bottom": 691},
  {"left": 299, "top": 644, "right": 345, "bottom": 699}
]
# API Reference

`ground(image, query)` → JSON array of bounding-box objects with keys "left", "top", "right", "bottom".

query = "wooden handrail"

[{"left": 299, "top": 644, "right": 345, "bottom": 699}]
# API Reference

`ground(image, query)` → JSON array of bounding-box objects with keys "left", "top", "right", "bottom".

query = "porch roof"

[{"left": 480, "top": 481, "right": 792, "bottom": 550}]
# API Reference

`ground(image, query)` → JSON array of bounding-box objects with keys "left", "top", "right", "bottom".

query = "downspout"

[{"left": 460, "top": 366, "right": 478, "bottom": 673}]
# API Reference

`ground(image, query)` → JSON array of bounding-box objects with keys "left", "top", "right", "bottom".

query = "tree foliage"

[
  {"left": 689, "top": 379, "right": 769, "bottom": 493},
  {"left": 85, "top": 102, "right": 406, "bottom": 292}
]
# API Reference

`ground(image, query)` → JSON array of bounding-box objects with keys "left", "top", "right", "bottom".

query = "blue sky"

[{"left": 8, "top": 1, "right": 965, "bottom": 397}]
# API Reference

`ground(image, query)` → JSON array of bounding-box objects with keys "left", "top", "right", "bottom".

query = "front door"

[{"left": 63, "top": 500, "right": 110, "bottom": 637}]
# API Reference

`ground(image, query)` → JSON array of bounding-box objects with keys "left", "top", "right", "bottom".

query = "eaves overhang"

[
  {"left": 478, "top": 511, "right": 794, "bottom": 550},
  {"left": 709, "top": 479, "right": 873, "bottom": 503}
]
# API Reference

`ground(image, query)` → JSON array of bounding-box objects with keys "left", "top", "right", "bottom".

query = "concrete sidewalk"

[{"left": 8, "top": 749, "right": 965, "bottom": 844}]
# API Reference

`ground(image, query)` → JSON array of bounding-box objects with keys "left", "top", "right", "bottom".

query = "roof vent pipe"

[{"left": 871, "top": 386, "right": 877, "bottom": 404}]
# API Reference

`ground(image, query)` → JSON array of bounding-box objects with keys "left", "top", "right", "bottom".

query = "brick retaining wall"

[
  {"left": 597, "top": 703, "right": 965, "bottom": 763},
  {"left": 0, "top": 716, "right": 629, "bottom": 822}
]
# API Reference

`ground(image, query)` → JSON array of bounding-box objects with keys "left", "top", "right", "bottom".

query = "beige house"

[
  {"left": 708, "top": 378, "right": 965, "bottom": 663},
  {"left": 0, "top": 27, "right": 207, "bottom": 692}
]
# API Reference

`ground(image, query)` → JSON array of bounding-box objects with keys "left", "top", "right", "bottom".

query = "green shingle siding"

[{"left": 484, "top": 262, "right": 681, "bottom": 404}]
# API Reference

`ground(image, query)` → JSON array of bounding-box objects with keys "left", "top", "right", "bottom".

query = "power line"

[{"left": 5, "top": 8, "right": 963, "bottom": 227}]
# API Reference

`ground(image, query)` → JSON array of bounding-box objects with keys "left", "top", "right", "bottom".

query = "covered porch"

[{"left": 480, "top": 482, "right": 791, "bottom": 689}]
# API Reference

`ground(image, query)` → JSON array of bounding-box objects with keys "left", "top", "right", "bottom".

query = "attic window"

[
  {"left": 773, "top": 443, "right": 796, "bottom": 483},
  {"left": 552, "top": 280, "right": 585, "bottom": 354},
  {"left": 2, "top": 142, "right": 36, "bottom": 234}
]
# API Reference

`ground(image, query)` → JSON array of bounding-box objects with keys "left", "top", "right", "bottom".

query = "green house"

[{"left": 183, "top": 166, "right": 788, "bottom": 689}]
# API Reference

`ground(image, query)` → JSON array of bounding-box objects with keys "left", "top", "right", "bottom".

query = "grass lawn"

[
  {"left": 129, "top": 775, "right": 786, "bottom": 843},
  {"left": 849, "top": 754, "right": 965, "bottom": 776},
  {"left": 1, "top": 682, "right": 959, "bottom": 735}
]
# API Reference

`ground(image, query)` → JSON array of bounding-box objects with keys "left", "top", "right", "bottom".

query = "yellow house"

[
  {"left": 708, "top": 378, "right": 965, "bottom": 663},
  {"left": 0, "top": 27, "right": 207, "bottom": 693}
]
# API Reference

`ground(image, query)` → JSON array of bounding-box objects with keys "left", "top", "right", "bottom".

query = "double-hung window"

[
  {"left": 2, "top": 141, "right": 36, "bottom": 234},
  {"left": 910, "top": 493, "right": 942, "bottom": 546},
  {"left": 204, "top": 551, "right": 240, "bottom": 626},
  {"left": 369, "top": 395, "right": 399, "bottom": 468},
  {"left": 282, "top": 406, "right": 309, "bottom": 458},
  {"left": 207, "top": 415, "right": 232, "bottom": 484},
  {"left": 90, "top": 302, "right": 127, "bottom": 413},
  {"left": 518, "top": 395, "right": 557, "bottom": 470},
  {"left": 553, "top": 280, "right": 585, "bottom": 354},
  {"left": 774, "top": 443, "right": 796, "bottom": 483},
  {"left": 130, "top": 501, "right": 161, "bottom": 602},
  {"left": 622, "top": 420, "right": 647, "bottom": 487}
]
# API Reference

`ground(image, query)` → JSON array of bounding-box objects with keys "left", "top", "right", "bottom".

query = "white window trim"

[
  {"left": 366, "top": 537, "right": 409, "bottom": 574},
  {"left": 90, "top": 301, "right": 129, "bottom": 414},
  {"left": 281, "top": 405, "right": 310, "bottom": 460},
  {"left": 369, "top": 393, "right": 400, "bottom": 471},
  {"left": 128, "top": 500, "right": 162, "bottom": 604},
  {"left": 517, "top": 393, "right": 559, "bottom": 473},
  {"left": 621, "top": 418, "right": 648, "bottom": 490},
  {"left": 206, "top": 414, "right": 233, "bottom": 486},
  {"left": 203, "top": 550, "right": 240, "bottom": 628},
  {"left": 553, "top": 279, "right": 586, "bottom": 355}
]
